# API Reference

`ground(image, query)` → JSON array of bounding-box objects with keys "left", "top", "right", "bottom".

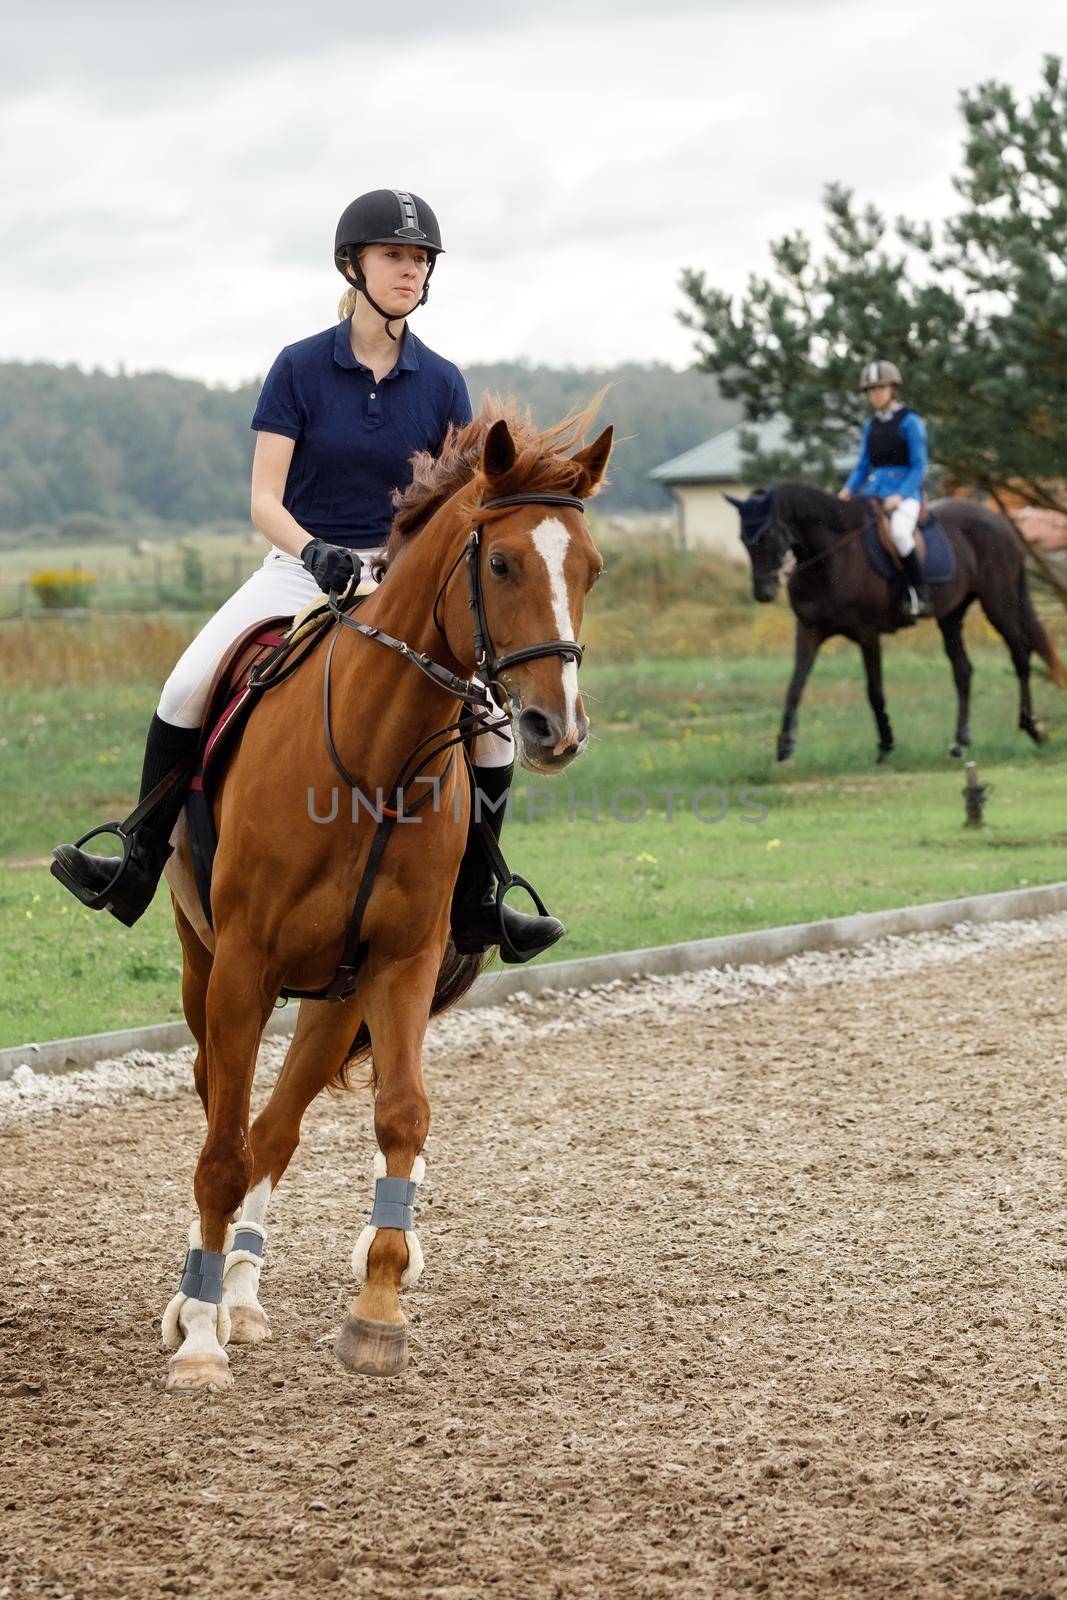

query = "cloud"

[
  {"left": 1, "top": 0, "right": 729, "bottom": 93},
  {"left": 0, "top": 2, "right": 1059, "bottom": 383}
]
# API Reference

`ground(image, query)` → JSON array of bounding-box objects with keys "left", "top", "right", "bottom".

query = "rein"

[
  {"left": 787, "top": 504, "right": 872, "bottom": 575},
  {"left": 281, "top": 487, "right": 589, "bottom": 1001}
]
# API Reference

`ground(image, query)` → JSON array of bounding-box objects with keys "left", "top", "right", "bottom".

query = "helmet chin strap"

[{"left": 345, "top": 248, "right": 435, "bottom": 342}]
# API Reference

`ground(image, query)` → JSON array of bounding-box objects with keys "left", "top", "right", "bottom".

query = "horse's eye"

[{"left": 489, "top": 554, "right": 509, "bottom": 578}]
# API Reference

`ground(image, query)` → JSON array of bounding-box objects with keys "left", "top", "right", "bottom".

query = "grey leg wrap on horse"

[
  {"left": 352, "top": 1155, "right": 426, "bottom": 1287},
  {"left": 179, "top": 1247, "right": 226, "bottom": 1305},
  {"left": 369, "top": 1176, "right": 418, "bottom": 1233},
  {"left": 231, "top": 1228, "right": 265, "bottom": 1258}
]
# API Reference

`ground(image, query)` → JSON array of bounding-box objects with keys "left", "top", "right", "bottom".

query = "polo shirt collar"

[
  {"left": 333, "top": 317, "right": 357, "bottom": 370},
  {"left": 395, "top": 330, "right": 420, "bottom": 373},
  {"left": 333, "top": 317, "right": 421, "bottom": 376}
]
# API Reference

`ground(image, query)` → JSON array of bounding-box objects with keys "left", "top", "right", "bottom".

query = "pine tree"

[{"left": 679, "top": 55, "right": 1067, "bottom": 602}]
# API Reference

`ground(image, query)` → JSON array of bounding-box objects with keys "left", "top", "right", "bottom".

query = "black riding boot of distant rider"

[
  {"left": 899, "top": 549, "right": 933, "bottom": 619},
  {"left": 450, "top": 762, "right": 566, "bottom": 964},
  {"left": 50, "top": 712, "right": 200, "bottom": 928}
]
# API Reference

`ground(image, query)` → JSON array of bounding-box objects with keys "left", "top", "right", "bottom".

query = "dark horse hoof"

[
  {"left": 875, "top": 746, "right": 894, "bottom": 765},
  {"left": 335, "top": 1314, "right": 409, "bottom": 1378},
  {"left": 1019, "top": 715, "right": 1046, "bottom": 744}
]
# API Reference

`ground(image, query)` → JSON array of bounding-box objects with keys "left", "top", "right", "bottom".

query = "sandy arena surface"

[{"left": 1, "top": 917, "right": 1065, "bottom": 1599}]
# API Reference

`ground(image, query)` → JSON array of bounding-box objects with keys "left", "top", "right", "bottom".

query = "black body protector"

[
  {"left": 866, "top": 406, "right": 914, "bottom": 470},
  {"left": 334, "top": 189, "right": 443, "bottom": 341},
  {"left": 866, "top": 407, "right": 931, "bottom": 619}
]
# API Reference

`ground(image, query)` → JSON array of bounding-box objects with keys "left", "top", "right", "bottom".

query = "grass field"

[{"left": 1, "top": 574, "right": 1064, "bottom": 1048}]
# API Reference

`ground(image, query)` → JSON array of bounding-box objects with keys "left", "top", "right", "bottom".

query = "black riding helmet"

[{"left": 334, "top": 189, "right": 444, "bottom": 341}]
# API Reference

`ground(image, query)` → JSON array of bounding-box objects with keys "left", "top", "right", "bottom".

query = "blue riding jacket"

[{"left": 843, "top": 404, "right": 927, "bottom": 502}]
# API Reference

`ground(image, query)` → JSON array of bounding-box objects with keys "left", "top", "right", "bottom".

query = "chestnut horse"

[{"left": 159, "top": 403, "right": 612, "bottom": 1393}]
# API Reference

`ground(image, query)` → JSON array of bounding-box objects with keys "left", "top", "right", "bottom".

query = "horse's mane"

[
  {"left": 380, "top": 391, "right": 607, "bottom": 571},
  {"left": 773, "top": 480, "right": 858, "bottom": 533}
]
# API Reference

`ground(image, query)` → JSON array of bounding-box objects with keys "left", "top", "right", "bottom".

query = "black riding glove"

[{"left": 300, "top": 539, "right": 361, "bottom": 595}]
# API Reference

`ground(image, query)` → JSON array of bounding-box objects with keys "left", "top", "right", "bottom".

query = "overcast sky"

[{"left": 1, "top": 0, "right": 1063, "bottom": 387}]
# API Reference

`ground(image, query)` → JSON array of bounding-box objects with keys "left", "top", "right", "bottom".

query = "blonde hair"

[{"left": 337, "top": 246, "right": 366, "bottom": 321}]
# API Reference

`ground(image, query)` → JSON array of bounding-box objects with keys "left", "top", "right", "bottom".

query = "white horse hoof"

[{"left": 227, "top": 1304, "right": 272, "bottom": 1345}]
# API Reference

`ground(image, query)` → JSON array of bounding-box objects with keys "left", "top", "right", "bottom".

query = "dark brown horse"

[
  {"left": 158, "top": 402, "right": 612, "bottom": 1393},
  {"left": 729, "top": 483, "right": 1066, "bottom": 762}
]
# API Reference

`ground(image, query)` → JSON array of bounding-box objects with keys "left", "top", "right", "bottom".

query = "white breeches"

[
  {"left": 157, "top": 548, "right": 328, "bottom": 728},
  {"left": 887, "top": 498, "right": 921, "bottom": 558},
  {"left": 156, "top": 545, "right": 514, "bottom": 767}
]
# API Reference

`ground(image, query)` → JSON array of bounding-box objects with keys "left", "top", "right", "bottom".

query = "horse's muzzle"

[
  {"left": 516, "top": 705, "right": 588, "bottom": 771},
  {"left": 753, "top": 576, "right": 779, "bottom": 603}
]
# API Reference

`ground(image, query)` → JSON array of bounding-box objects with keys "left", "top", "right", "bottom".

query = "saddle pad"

[{"left": 862, "top": 508, "right": 956, "bottom": 585}]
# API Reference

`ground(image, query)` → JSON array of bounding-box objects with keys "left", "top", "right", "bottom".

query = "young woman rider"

[
  {"left": 839, "top": 359, "right": 932, "bottom": 619},
  {"left": 51, "top": 189, "right": 565, "bottom": 964}
]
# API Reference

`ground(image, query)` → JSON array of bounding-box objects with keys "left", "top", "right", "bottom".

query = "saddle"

[
  {"left": 184, "top": 602, "right": 341, "bottom": 924},
  {"left": 862, "top": 500, "right": 956, "bottom": 585}
]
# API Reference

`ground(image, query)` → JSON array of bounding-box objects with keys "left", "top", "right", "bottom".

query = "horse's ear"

[
  {"left": 482, "top": 418, "right": 517, "bottom": 481},
  {"left": 724, "top": 493, "right": 744, "bottom": 509},
  {"left": 570, "top": 425, "right": 613, "bottom": 497}
]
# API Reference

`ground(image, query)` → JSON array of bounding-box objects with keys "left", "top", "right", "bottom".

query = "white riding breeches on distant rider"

[
  {"left": 886, "top": 498, "right": 921, "bottom": 558},
  {"left": 155, "top": 545, "right": 514, "bottom": 767}
]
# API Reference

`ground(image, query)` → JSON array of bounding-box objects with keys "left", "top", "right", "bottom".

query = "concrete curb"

[{"left": 4, "top": 879, "right": 1066, "bottom": 1080}]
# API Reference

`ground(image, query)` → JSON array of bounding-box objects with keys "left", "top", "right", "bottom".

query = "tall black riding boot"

[
  {"left": 50, "top": 712, "right": 200, "bottom": 927},
  {"left": 899, "top": 549, "right": 933, "bottom": 619},
  {"left": 450, "top": 762, "right": 566, "bottom": 964}
]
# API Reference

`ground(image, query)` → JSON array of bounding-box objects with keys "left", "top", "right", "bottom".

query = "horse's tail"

[
  {"left": 331, "top": 943, "right": 488, "bottom": 1090},
  {"left": 1018, "top": 568, "right": 1067, "bottom": 689}
]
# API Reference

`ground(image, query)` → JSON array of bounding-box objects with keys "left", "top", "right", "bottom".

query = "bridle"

[
  {"left": 327, "top": 489, "right": 587, "bottom": 708},
  {"left": 436, "top": 490, "right": 586, "bottom": 676},
  {"left": 316, "top": 486, "right": 589, "bottom": 798}
]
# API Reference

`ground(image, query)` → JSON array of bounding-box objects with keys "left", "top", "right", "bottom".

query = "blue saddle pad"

[{"left": 862, "top": 507, "right": 956, "bottom": 585}]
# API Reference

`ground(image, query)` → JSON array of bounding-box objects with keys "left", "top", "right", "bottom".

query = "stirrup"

[
  {"left": 50, "top": 821, "right": 134, "bottom": 909},
  {"left": 493, "top": 873, "right": 561, "bottom": 965}
]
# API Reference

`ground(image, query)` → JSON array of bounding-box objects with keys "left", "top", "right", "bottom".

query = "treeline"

[{"left": 0, "top": 358, "right": 736, "bottom": 533}]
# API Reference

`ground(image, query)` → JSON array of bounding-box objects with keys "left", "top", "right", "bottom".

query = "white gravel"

[{"left": 3, "top": 910, "right": 1066, "bottom": 1126}]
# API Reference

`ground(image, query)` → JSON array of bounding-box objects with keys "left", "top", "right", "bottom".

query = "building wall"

[{"left": 670, "top": 483, "right": 750, "bottom": 561}]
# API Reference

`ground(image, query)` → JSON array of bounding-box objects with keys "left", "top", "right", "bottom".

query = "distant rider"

[{"left": 839, "top": 360, "right": 932, "bottom": 619}]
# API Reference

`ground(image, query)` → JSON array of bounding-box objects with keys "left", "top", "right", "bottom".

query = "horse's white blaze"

[{"left": 531, "top": 518, "right": 579, "bottom": 739}]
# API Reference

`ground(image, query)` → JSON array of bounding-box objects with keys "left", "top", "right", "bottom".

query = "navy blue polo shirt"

[{"left": 251, "top": 318, "right": 473, "bottom": 550}]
